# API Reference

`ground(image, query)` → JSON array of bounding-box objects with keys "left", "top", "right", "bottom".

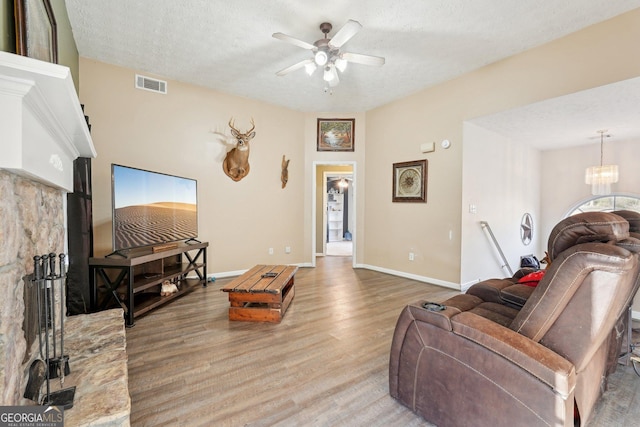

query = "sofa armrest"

[
  {"left": 452, "top": 311, "right": 576, "bottom": 397},
  {"left": 405, "top": 294, "right": 484, "bottom": 331}
]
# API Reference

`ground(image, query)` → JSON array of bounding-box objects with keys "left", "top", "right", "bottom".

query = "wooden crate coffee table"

[{"left": 221, "top": 264, "right": 298, "bottom": 323}]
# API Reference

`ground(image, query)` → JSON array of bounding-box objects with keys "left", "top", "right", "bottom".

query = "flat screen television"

[{"left": 111, "top": 164, "right": 198, "bottom": 252}]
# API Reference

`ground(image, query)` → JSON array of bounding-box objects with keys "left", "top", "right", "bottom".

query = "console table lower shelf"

[{"left": 89, "top": 242, "right": 208, "bottom": 327}]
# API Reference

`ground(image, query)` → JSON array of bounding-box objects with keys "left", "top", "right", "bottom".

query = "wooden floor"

[{"left": 126, "top": 256, "right": 640, "bottom": 426}]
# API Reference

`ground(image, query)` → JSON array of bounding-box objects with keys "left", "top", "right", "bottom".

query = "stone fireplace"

[
  {"left": 0, "top": 52, "right": 95, "bottom": 404},
  {"left": 0, "top": 170, "right": 67, "bottom": 403}
]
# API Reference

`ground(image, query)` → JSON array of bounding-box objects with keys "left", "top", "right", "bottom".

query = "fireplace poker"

[
  {"left": 58, "top": 253, "right": 70, "bottom": 383},
  {"left": 45, "top": 253, "right": 71, "bottom": 380},
  {"left": 33, "top": 255, "right": 44, "bottom": 359},
  {"left": 48, "top": 253, "right": 57, "bottom": 362}
]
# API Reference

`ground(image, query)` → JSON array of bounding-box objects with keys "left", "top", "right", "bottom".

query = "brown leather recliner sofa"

[
  {"left": 389, "top": 212, "right": 640, "bottom": 426},
  {"left": 466, "top": 210, "right": 640, "bottom": 379}
]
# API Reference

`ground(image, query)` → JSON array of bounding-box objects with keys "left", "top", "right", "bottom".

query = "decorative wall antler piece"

[
  {"left": 281, "top": 155, "right": 290, "bottom": 189},
  {"left": 223, "top": 118, "right": 256, "bottom": 182}
]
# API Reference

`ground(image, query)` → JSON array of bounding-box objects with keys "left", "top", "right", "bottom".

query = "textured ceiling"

[{"left": 65, "top": 0, "right": 640, "bottom": 149}]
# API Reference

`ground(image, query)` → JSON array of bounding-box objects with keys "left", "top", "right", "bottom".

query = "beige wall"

[
  {"left": 79, "top": 59, "right": 306, "bottom": 274},
  {"left": 365, "top": 9, "right": 640, "bottom": 285},
  {"left": 0, "top": 1, "right": 13, "bottom": 53},
  {"left": 51, "top": 0, "right": 79, "bottom": 91}
]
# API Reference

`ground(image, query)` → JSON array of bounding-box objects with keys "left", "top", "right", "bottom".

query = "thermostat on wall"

[{"left": 420, "top": 142, "right": 435, "bottom": 153}]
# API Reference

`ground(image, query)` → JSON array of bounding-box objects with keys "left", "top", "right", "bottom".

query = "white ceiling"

[{"left": 65, "top": 0, "right": 640, "bottom": 149}]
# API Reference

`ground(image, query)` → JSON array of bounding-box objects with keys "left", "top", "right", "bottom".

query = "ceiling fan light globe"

[
  {"left": 305, "top": 62, "right": 317, "bottom": 76},
  {"left": 315, "top": 51, "right": 328, "bottom": 66},
  {"left": 323, "top": 66, "right": 334, "bottom": 82},
  {"left": 335, "top": 58, "right": 347, "bottom": 72}
]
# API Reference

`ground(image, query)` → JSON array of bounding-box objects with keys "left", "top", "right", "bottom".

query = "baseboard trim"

[
  {"left": 208, "top": 262, "right": 313, "bottom": 281},
  {"left": 633, "top": 310, "right": 640, "bottom": 321},
  {"left": 356, "top": 263, "right": 460, "bottom": 291}
]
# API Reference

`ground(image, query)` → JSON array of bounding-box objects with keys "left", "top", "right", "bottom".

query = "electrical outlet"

[
  {"left": 409, "top": 252, "right": 415, "bottom": 261},
  {"left": 268, "top": 248, "right": 274, "bottom": 255},
  {"left": 285, "top": 246, "right": 291, "bottom": 254}
]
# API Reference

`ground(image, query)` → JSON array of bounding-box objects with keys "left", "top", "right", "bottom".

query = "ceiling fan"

[{"left": 273, "top": 20, "right": 385, "bottom": 88}]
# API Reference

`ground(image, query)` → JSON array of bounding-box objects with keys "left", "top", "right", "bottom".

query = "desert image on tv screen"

[{"left": 112, "top": 165, "right": 197, "bottom": 251}]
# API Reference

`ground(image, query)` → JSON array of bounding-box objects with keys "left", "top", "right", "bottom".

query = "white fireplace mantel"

[{"left": 0, "top": 52, "right": 96, "bottom": 192}]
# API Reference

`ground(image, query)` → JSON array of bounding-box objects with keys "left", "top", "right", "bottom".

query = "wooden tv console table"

[{"left": 89, "top": 242, "right": 208, "bottom": 327}]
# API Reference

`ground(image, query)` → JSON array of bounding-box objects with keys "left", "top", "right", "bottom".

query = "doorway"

[
  {"left": 313, "top": 162, "right": 356, "bottom": 265},
  {"left": 325, "top": 172, "right": 353, "bottom": 257}
]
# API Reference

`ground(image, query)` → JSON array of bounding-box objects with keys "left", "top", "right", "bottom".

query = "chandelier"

[{"left": 585, "top": 130, "right": 618, "bottom": 195}]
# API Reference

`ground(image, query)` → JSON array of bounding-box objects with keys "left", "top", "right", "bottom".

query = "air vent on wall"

[{"left": 135, "top": 74, "right": 167, "bottom": 94}]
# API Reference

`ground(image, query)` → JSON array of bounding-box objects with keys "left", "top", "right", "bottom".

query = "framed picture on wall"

[
  {"left": 15, "top": 0, "right": 58, "bottom": 64},
  {"left": 317, "top": 118, "right": 355, "bottom": 152},
  {"left": 392, "top": 159, "right": 427, "bottom": 203}
]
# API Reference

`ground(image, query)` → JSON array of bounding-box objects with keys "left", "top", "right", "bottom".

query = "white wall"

[{"left": 461, "top": 123, "right": 542, "bottom": 288}]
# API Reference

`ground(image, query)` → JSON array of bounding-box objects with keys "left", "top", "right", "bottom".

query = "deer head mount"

[{"left": 223, "top": 118, "right": 256, "bottom": 182}]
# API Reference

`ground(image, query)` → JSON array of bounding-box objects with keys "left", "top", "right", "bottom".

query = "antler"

[
  {"left": 229, "top": 118, "right": 239, "bottom": 134},
  {"left": 228, "top": 117, "right": 255, "bottom": 135}
]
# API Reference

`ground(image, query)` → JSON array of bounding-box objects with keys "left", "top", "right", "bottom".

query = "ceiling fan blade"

[
  {"left": 272, "top": 32, "right": 316, "bottom": 50},
  {"left": 276, "top": 59, "right": 313, "bottom": 76},
  {"left": 328, "top": 19, "right": 362, "bottom": 49},
  {"left": 341, "top": 52, "right": 385, "bottom": 67}
]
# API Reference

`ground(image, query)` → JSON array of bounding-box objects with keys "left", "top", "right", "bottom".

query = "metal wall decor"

[
  {"left": 520, "top": 213, "right": 533, "bottom": 245},
  {"left": 392, "top": 159, "right": 427, "bottom": 203}
]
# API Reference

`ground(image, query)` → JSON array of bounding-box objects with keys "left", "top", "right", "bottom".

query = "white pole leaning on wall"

[{"left": 480, "top": 221, "right": 514, "bottom": 276}]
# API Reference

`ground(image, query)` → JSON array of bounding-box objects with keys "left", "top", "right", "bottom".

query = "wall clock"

[
  {"left": 392, "top": 159, "right": 427, "bottom": 203},
  {"left": 520, "top": 213, "right": 533, "bottom": 245}
]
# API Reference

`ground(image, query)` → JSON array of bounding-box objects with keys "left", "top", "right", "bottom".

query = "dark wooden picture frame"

[
  {"left": 317, "top": 118, "right": 355, "bottom": 152},
  {"left": 392, "top": 159, "right": 427, "bottom": 203},
  {"left": 14, "top": 0, "right": 58, "bottom": 64}
]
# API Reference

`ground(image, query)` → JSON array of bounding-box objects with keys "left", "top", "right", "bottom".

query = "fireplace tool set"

[{"left": 24, "top": 253, "right": 75, "bottom": 408}]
